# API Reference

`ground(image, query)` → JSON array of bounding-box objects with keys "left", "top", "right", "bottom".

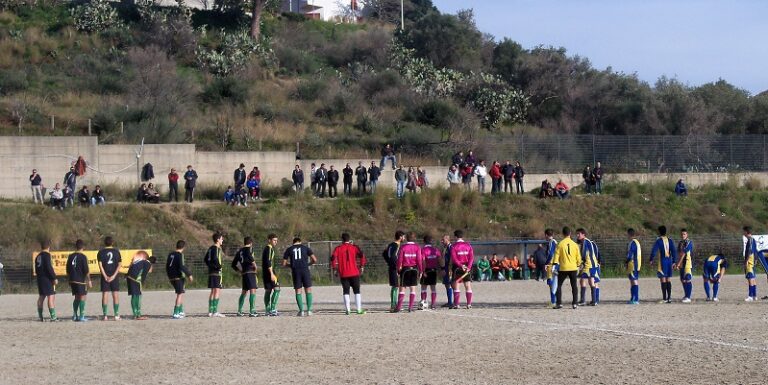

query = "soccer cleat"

[
  {"left": 208, "top": 313, "right": 213, "bottom": 317},
  {"left": 49, "top": 317, "right": 60, "bottom": 322},
  {"left": 237, "top": 312, "right": 245, "bottom": 317},
  {"left": 78, "top": 317, "right": 89, "bottom": 322},
  {"left": 178, "top": 312, "right": 185, "bottom": 317},
  {"left": 102, "top": 315, "right": 109, "bottom": 321},
  {"left": 466, "top": 305, "right": 472, "bottom": 309},
  {"left": 628, "top": 300, "right": 640, "bottom": 305},
  {"left": 705, "top": 297, "right": 712, "bottom": 301},
  {"left": 306, "top": 311, "right": 313, "bottom": 316},
  {"left": 577, "top": 302, "right": 586, "bottom": 306},
  {"left": 554, "top": 304, "right": 563, "bottom": 309},
  {"left": 249, "top": 313, "right": 259, "bottom": 318},
  {"left": 114, "top": 316, "right": 121, "bottom": 321},
  {"left": 296, "top": 311, "right": 305, "bottom": 317},
  {"left": 172, "top": 314, "right": 183, "bottom": 319},
  {"left": 713, "top": 297, "right": 719, "bottom": 302},
  {"left": 213, "top": 312, "right": 226, "bottom": 318},
  {"left": 681, "top": 298, "right": 692, "bottom": 303},
  {"left": 589, "top": 302, "right": 597, "bottom": 306},
  {"left": 665, "top": 300, "right": 672, "bottom": 304},
  {"left": 356, "top": 309, "right": 367, "bottom": 315},
  {"left": 745, "top": 297, "right": 755, "bottom": 302},
  {"left": 572, "top": 304, "right": 577, "bottom": 309},
  {"left": 657, "top": 300, "right": 667, "bottom": 304},
  {"left": 440, "top": 303, "right": 451, "bottom": 308},
  {"left": 345, "top": 310, "right": 350, "bottom": 315},
  {"left": 72, "top": 315, "right": 78, "bottom": 322}
]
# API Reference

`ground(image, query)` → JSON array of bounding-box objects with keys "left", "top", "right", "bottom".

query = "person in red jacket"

[
  {"left": 167, "top": 168, "right": 179, "bottom": 202},
  {"left": 331, "top": 233, "right": 368, "bottom": 315},
  {"left": 489, "top": 161, "right": 503, "bottom": 194}
]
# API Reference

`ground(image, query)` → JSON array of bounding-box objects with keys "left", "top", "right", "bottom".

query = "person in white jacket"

[
  {"left": 446, "top": 165, "right": 461, "bottom": 186},
  {"left": 474, "top": 160, "right": 488, "bottom": 194}
]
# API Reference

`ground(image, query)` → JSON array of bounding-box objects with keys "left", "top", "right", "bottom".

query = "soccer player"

[
  {"left": 450, "top": 230, "right": 475, "bottom": 309},
  {"left": 674, "top": 229, "right": 694, "bottom": 303},
  {"left": 420, "top": 235, "right": 442, "bottom": 310},
  {"left": 544, "top": 229, "right": 558, "bottom": 307},
  {"left": 283, "top": 238, "right": 318, "bottom": 316},
  {"left": 262, "top": 234, "right": 281, "bottom": 316},
  {"left": 204, "top": 232, "right": 226, "bottom": 317},
  {"left": 440, "top": 234, "right": 454, "bottom": 308},
  {"left": 626, "top": 228, "right": 642, "bottom": 305},
  {"left": 702, "top": 253, "right": 728, "bottom": 301},
  {"left": 66, "top": 239, "right": 92, "bottom": 321},
  {"left": 232, "top": 237, "right": 258, "bottom": 317},
  {"left": 649, "top": 225, "right": 677, "bottom": 303},
  {"left": 35, "top": 240, "right": 58, "bottom": 322},
  {"left": 743, "top": 226, "right": 758, "bottom": 302},
  {"left": 553, "top": 227, "right": 582, "bottom": 309},
  {"left": 331, "top": 233, "right": 367, "bottom": 315},
  {"left": 97, "top": 236, "right": 122, "bottom": 321},
  {"left": 394, "top": 232, "right": 423, "bottom": 313},
  {"left": 383, "top": 231, "right": 405, "bottom": 311},
  {"left": 126, "top": 251, "right": 154, "bottom": 320},
  {"left": 576, "top": 228, "right": 600, "bottom": 306},
  {"left": 167, "top": 240, "right": 193, "bottom": 319}
]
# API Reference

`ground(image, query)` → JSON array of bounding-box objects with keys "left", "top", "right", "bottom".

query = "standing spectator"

[
  {"left": 583, "top": 165, "right": 594, "bottom": 194},
  {"left": 368, "top": 161, "right": 381, "bottom": 194},
  {"left": 327, "top": 165, "right": 339, "bottom": 198},
  {"left": 502, "top": 160, "right": 515, "bottom": 193},
  {"left": 513, "top": 161, "right": 525, "bottom": 194},
  {"left": 77, "top": 186, "right": 90, "bottom": 207},
  {"left": 555, "top": 179, "right": 570, "bottom": 199},
  {"left": 309, "top": 163, "right": 318, "bottom": 195},
  {"left": 526, "top": 254, "right": 536, "bottom": 280},
  {"left": 406, "top": 166, "right": 418, "bottom": 194},
  {"left": 168, "top": 168, "right": 179, "bottom": 202},
  {"left": 464, "top": 151, "right": 477, "bottom": 167},
  {"left": 416, "top": 166, "right": 428, "bottom": 191},
  {"left": 533, "top": 244, "right": 547, "bottom": 281},
  {"left": 460, "top": 163, "right": 474, "bottom": 191},
  {"left": 183, "top": 165, "right": 198, "bottom": 203},
  {"left": 315, "top": 164, "right": 328, "bottom": 198},
  {"left": 451, "top": 151, "right": 464, "bottom": 168},
  {"left": 594, "top": 161, "right": 604, "bottom": 194},
  {"left": 64, "top": 166, "right": 77, "bottom": 193},
  {"left": 477, "top": 256, "right": 491, "bottom": 281},
  {"left": 380, "top": 144, "right": 397, "bottom": 170},
  {"left": 30, "top": 169, "right": 43, "bottom": 204},
  {"left": 489, "top": 161, "right": 502, "bottom": 194},
  {"left": 474, "top": 160, "right": 488, "bottom": 194},
  {"left": 234, "top": 163, "right": 246, "bottom": 192},
  {"left": 394, "top": 165, "right": 407, "bottom": 198},
  {"left": 292, "top": 165, "right": 304, "bottom": 192},
  {"left": 675, "top": 179, "right": 687, "bottom": 196},
  {"left": 355, "top": 161, "right": 367, "bottom": 195},
  {"left": 446, "top": 165, "right": 460, "bottom": 187},
  {"left": 342, "top": 163, "right": 353, "bottom": 196},
  {"left": 91, "top": 185, "right": 105, "bottom": 206},
  {"left": 50, "top": 183, "right": 64, "bottom": 210}
]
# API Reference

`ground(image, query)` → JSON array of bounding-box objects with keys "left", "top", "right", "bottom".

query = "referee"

[{"left": 553, "top": 227, "right": 582, "bottom": 309}]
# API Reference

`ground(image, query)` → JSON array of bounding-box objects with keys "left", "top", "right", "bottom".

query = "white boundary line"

[{"left": 431, "top": 311, "right": 768, "bottom": 353}]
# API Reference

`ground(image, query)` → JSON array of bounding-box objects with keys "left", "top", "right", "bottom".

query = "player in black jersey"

[
  {"left": 262, "top": 234, "right": 281, "bottom": 316},
  {"left": 283, "top": 238, "right": 317, "bottom": 316},
  {"left": 97, "top": 236, "right": 122, "bottom": 321},
  {"left": 66, "top": 239, "right": 91, "bottom": 322},
  {"left": 35, "top": 239, "right": 58, "bottom": 322},
  {"left": 204, "top": 232, "right": 225, "bottom": 317},
  {"left": 233, "top": 237, "right": 258, "bottom": 317},
  {"left": 166, "top": 240, "right": 193, "bottom": 319}
]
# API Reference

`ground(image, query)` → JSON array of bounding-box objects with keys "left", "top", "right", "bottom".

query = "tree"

[
  {"left": 692, "top": 79, "right": 751, "bottom": 134},
  {"left": 250, "top": 0, "right": 266, "bottom": 39},
  {"left": 405, "top": 11, "right": 484, "bottom": 72},
  {"left": 492, "top": 38, "right": 524, "bottom": 86},
  {"left": 363, "top": 0, "right": 436, "bottom": 27}
]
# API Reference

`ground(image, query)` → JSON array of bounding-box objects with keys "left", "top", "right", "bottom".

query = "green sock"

[
  {"left": 207, "top": 299, "right": 212, "bottom": 313},
  {"left": 306, "top": 293, "right": 313, "bottom": 312},
  {"left": 37, "top": 307, "right": 43, "bottom": 320},
  {"left": 78, "top": 300, "right": 86, "bottom": 318},
  {"left": 180, "top": 304, "right": 184, "bottom": 314},
  {"left": 264, "top": 291, "right": 272, "bottom": 313},
  {"left": 113, "top": 303, "right": 119, "bottom": 317},
  {"left": 73, "top": 300, "right": 79, "bottom": 317},
  {"left": 271, "top": 289, "right": 281, "bottom": 312},
  {"left": 102, "top": 304, "right": 108, "bottom": 316},
  {"left": 49, "top": 308, "right": 56, "bottom": 319},
  {"left": 390, "top": 287, "right": 398, "bottom": 308},
  {"left": 130, "top": 297, "right": 137, "bottom": 316},
  {"left": 249, "top": 293, "right": 256, "bottom": 313},
  {"left": 295, "top": 294, "right": 304, "bottom": 312},
  {"left": 213, "top": 298, "right": 220, "bottom": 313},
  {"left": 238, "top": 293, "right": 246, "bottom": 313},
  {"left": 136, "top": 295, "right": 142, "bottom": 316}
]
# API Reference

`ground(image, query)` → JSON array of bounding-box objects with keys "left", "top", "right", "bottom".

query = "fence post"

[
  {"left": 50, "top": 115, "right": 54, "bottom": 132},
  {"left": 88, "top": 119, "right": 92, "bottom": 136},
  {"left": 120, "top": 122, "right": 124, "bottom": 134},
  {"left": 592, "top": 134, "right": 596, "bottom": 166},
  {"left": 729, "top": 136, "right": 733, "bottom": 167}
]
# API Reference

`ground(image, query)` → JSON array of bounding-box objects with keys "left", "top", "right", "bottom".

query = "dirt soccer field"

[{"left": 0, "top": 275, "right": 766, "bottom": 385}]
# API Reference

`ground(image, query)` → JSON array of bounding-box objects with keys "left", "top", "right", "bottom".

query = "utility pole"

[{"left": 401, "top": 0, "right": 404, "bottom": 30}]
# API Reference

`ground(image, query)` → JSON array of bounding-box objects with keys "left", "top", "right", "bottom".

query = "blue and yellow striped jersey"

[
  {"left": 626, "top": 239, "right": 641, "bottom": 271},
  {"left": 678, "top": 239, "right": 693, "bottom": 274}
]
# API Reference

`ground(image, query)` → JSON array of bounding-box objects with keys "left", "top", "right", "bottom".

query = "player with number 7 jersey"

[{"left": 97, "top": 236, "right": 122, "bottom": 321}]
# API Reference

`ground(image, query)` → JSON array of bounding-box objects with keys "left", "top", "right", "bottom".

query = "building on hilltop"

[{"left": 281, "top": 0, "right": 361, "bottom": 22}]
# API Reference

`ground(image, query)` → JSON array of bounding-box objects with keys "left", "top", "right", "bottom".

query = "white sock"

[
  {"left": 355, "top": 293, "right": 362, "bottom": 311},
  {"left": 343, "top": 294, "right": 350, "bottom": 312}
]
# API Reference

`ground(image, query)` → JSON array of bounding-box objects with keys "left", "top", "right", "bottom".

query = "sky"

[{"left": 432, "top": 0, "right": 768, "bottom": 95}]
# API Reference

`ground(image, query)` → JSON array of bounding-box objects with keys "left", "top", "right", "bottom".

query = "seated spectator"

[
  {"left": 49, "top": 183, "right": 64, "bottom": 210},
  {"left": 675, "top": 179, "right": 688, "bottom": 197},
  {"left": 246, "top": 176, "right": 260, "bottom": 202},
  {"left": 91, "top": 185, "right": 106, "bottom": 206},
  {"left": 77, "top": 186, "right": 90, "bottom": 207},
  {"left": 224, "top": 186, "right": 236, "bottom": 206},
  {"left": 539, "top": 179, "right": 554, "bottom": 199},
  {"left": 237, "top": 186, "right": 248, "bottom": 206},
  {"left": 145, "top": 183, "right": 161, "bottom": 204},
  {"left": 477, "top": 255, "right": 491, "bottom": 281},
  {"left": 555, "top": 179, "right": 570, "bottom": 199},
  {"left": 526, "top": 254, "right": 537, "bottom": 280},
  {"left": 63, "top": 185, "right": 74, "bottom": 207},
  {"left": 489, "top": 254, "right": 503, "bottom": 281},
  {"left": 137, "top": 183, "right": 148, "bottom": 203},
  {"left": 500, "top": 256, "right": 512, "bottom": 281},
  {"left": 509, "top": 255, "right": 522, "bottom": 280}
]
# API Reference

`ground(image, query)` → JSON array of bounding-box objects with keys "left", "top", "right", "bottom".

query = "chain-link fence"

[{"left": 474, "top": 135, "right": 768, "bottom": 173}]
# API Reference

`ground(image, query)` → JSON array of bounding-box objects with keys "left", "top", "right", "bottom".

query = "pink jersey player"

[
  {"left": 450, "top": 239, "right": 474, "bottom": 270},
  {"left": 450, "top": 234, "right": 475, "bottom": 309},
  {"left": 397, "top": 242, "right": 423, "bottom": 273},
  {"left": 422, "top": 244, "right": 442, "bottom": 270}
]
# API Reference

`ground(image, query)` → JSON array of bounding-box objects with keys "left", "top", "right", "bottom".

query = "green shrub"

[
  {"left": 275, "top": 45, "right": 321, "bottom": 75},
  {"left": 201, "top": 76, "right": 249, "bottom": 104},
  {"left": 404, "top": 99, "right": 459, "bottom": 128},
  {"left": 0, "top": 69, "right": 29, "bottom": 95},
  {"left": 72, "top": 0, "right": 121, "bottom": 33},
  {"left": 291, "top": 79, "right": 327, "bottom": 102}
]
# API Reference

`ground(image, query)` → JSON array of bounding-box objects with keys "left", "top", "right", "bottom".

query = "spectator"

[
  {"left": 474, "top": 160, "right": 488, "bottom": 194},
  {"left": 77, "top": 186, "right": 90, "bottom": 207},
  {"left": 137, "top": 183, "right": 148, "bottom": 203},
  {"left": 146, "top": 183, "right": 160, "bottom": 203},
  {"left": 514, "top": 161, "right": 525, "bottom": 194},
  {"left": 183, "top": 165, "right": 198, "bottom": 203},
  {"left": 355, "top": 162, "right": 367, "bottom": 195},
  {"left": 533, "top": 244, "right": 547, "bottom": 281},
  {"left": 292, "top": 165, "right": 305, "bottom": 192},
  {"left": 248, "top": 166, "right": 260, "bottom": 182},
  {"left": 62, "top": 185, "right": 74, "bottom": 207},
  {"left": 526, "top": 254, "right": 536, "bottom": 280},
  {"left": 460, "top": 163, "right": 474, "bottom": 191},
  {"left": 555, "top": 179, "right": 570, "bottom": 199},
  {"left": 310, "top": 163, "right": 318, "bottom": 194},
  {"left": 91, "top": 185, "right": 105, "bottom": 206},
  {"left": 368, "top": 161, "right": 381, "bottom": 194},
  {"left": 236, "top": 186, "right": 248, "bottom": 206},
  {"left": 509, "top": 255, "right": 522, "bottom": 280},
  {"left": 406, "top": 166, "right": 417, "bottom": 194},
  {"left": 49, "top": 183, "right": 64, "bottom": 210},
  {"left": 446, "top": 165, "right": 461, "bottom": 186},
  {"left": 394, "top": 165, "right": 407, "bottom": 199},
  {"left": 464, "top": 151, "right": 477, "bottom": 167},
  {"left": 30, "top": 169, "right": 43, "bottom": 204},
  {"left": 583, "top": 165, "right": 595, "bottom": 194},
  {"left": 675, "top": 179, "right": 688, "bottom": 197},
  {"left": 451, "top": 151, "right": 464, "bottom": 168},
  {"left": 416, "top": 166, "right": 428, "bottom": 191},
  {"left": 246, "top": 176, "right": 260, "bottom": 201},
  {"left": 502, "top": 160, "right": 515, "bottom": 193},
  {"left": 489, "top": 161, "right": 502, "bottom": 194},
  {"left": 64, "top": 166, "right": 77, "bottom": 193},
  {"left": 594, "top": 161, "right": 604, "bottom": 194},
  {"left": 342, "top": 163, "right": 353, "bottom": 196},
  {"left": 539, "top": 179, "right": 554, "bottom": 199},
  {"left": 234, "top": 163, "right": 246, "bottom": 191},
  {"left": 500, "top": 256, "right": 512, "bottom": 280},
  {"left": 224, "top": 186, "right": 236, "bottom": 205},
  {"left": 168, "top": 168, "right": 179, "bottom": 202},
  {"left": 477, "top": 256, "right": 491, "bottom": 281},
  {"left": 327, "top": 165, "right": 339, "bottom": 198},
  {"left": 316, "top": 164, "right": 328, "bottom": 198},
  {"left": 380, "top": 144, "right": 397, "bottom": 170},
  {"left": 490, "top": 254, "right": 503, "bottom": 281}
]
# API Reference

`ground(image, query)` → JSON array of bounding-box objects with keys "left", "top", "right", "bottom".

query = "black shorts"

[
  {"left": 127, "top": 279, "right": 142, "bottom": 296},
  {"left": 291, "top": 268, "right": 312, "bottom": 290},
  {"left": 262, "top": 275, "right": 279, "bottom": 291},
  {"left": 453, "top": 267, "right": 470, "bottom": 283},
  {"left": 400, "top": 268, "right": 419, "bottom": 287},
  {"left": 388, "top": 267, "right": 399, "bottom": 287},
  {"left": 37, "top": 278, "right": 55, "bottom": 296},
  {"left": 241, "top": 273, "right": 258, "bottom": 291},
  {"left": 340, "top": 276, "right": 361, "bottom": 295},
  {"left": 70, "top": 282, "right": 87, "bottom": 296},
  {"left": 170, "top": 279, "right": 185, "bottom": 294},
  {"left": 208, "top": 274, "right": 222, "bottom": 289},
  {"left": 420, "top": 269, "right": 438, "bottom": 286},
  {"left": 100, "top": 277, "right": 120, "bottom": 292}
]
